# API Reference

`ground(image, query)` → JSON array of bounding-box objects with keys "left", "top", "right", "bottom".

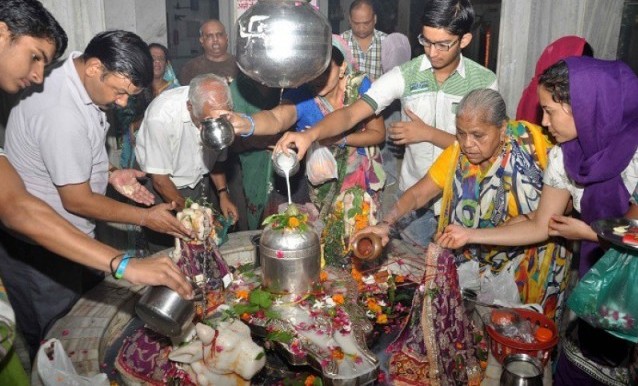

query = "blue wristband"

[
  {"left": 239, "top": 113, "right": 255, "bottom": 138},
  {"left": 114, "top": 253, "right": 131, "bottom": 279}
]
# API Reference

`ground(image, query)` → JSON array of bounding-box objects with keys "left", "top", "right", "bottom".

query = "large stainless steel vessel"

[
  {"left": 235, "top": 0, "right": 331, "bottom": 88},
  {"left": 260, "top": 222, "right": 320, "bottom": 294}
]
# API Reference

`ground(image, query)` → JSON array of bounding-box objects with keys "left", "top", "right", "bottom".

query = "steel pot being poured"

[
  {"left": 200, "top": 116, "right": 235, "bottom": 150},
  {"left": 235, "top": 0, "right": 332, "bottom": 88}
]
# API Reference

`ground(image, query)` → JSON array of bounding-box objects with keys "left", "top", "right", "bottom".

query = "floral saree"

[
  {"left": 438, "top": 121, "right": 571, "bottom": 321},
  {"left": 387, "top": 243, "right": 482, "bottom": 385},
  {"left": 311, "top": 71, "right": 385, "bottom": 217}
]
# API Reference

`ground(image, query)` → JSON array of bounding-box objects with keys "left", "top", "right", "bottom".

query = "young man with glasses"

[
  {"left": 179, "top": 19, "right": 239, "bottom": 85},
  {"left": 274, "top": 0, "right": 497, "bottom": 246}
]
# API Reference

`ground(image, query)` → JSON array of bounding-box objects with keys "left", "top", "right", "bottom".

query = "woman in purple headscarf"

[{"left": 438, "top": 56, "right": 638, "bottom": 384}]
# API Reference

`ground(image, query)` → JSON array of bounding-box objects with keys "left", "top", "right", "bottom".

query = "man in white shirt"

[{"left": 136, "top": 73, "right": 238, "bottom": 250}]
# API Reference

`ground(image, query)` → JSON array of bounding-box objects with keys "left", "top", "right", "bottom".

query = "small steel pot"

[
  {"left": 135, "top": 286, "right": 195, "bottom": 337},
  {"left": 500, "top": 353, "right": 544, "bottom": 386},
  {"left": 201, "top": 117, "right": 235, "bottom": 150},
  {"left": 272, "top": 150, "right": 300, "bottom": 177}
]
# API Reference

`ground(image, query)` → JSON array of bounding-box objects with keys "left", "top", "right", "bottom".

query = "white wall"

[{"left": 497, "top": 0, "right": 624, "bottom": 117}]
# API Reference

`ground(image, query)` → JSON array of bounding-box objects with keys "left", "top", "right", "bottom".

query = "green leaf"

[
  {"left": 347, "top": 208, "right": 358, "bottom": 218},
  {"left": 314, "top": 377, "right": 323, "bottom": 386},
  {"left": 249, "top": 288, "right": 273, "bottom": 308},
  {"left": 233, "top": 304, "right": 259, "bottom": 315},
  {"left": 255, "top": 351, "right": 265, "bottom": 360},
  {"left": 265, "top": 309, "right": 281, "bottom": 319},
  {"left": 267, "top": 330, "right": 294, "bottom": 344},
  {"left": 185, "top": 197, "right": 194, "bottom": 208}
]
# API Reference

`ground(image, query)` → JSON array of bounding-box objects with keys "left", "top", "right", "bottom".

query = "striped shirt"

[
  {"left": 341, "top": 29, "right": 387, "bottom": 81},
  {"left": 362, "top": 54, "right": 497, "bottom": 207}
]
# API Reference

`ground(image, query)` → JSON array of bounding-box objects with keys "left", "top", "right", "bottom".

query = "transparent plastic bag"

[
  {"left": 36, "top": 338, "right": 109, "bottom": 386},
  {"left": 306, "top": 142, "right": 337, "bottom": 185}
]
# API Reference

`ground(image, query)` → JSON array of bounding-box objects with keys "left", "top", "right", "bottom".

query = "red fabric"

[{"left": 515, "top": 36, "right": 588, "bottom": 125}]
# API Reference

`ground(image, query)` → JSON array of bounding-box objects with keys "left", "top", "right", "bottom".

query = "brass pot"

[{"left": 351, "top": 232, "right": 383, "bottom": 261}]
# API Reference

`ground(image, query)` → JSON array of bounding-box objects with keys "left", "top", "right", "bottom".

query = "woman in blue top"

[{"left": 226, "top": 35, "right": 386, "bottom": 216}]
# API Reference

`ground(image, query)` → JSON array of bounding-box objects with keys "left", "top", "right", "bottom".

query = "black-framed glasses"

[{"left": 417, "top": 34, "right": 459, "bottom": 52}]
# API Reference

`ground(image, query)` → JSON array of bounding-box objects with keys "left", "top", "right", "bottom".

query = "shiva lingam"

[{"left": 243, "top": 203, "right": 379, "bottom": 385}]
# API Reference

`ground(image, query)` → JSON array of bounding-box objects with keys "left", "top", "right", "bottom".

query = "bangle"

[
  {"left": 114, "top": 253, "right": 132, "bottom": 280},
  {"left": 109, "top": 252, "right": 125, "bottom": 278},
  {"left": 239, "top": 113, "right": 255, "bottom": 138},
  {"left": 217, "top": 186, "right": 229, "bottom": 195},
  {"left": 338, "top": 135, "right": 347, "bottom": 149}
]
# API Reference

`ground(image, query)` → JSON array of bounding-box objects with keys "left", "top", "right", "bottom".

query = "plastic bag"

[
  {"left": 306, "top": 142, "right": 337, "bottom": 185},
  {"left": 36, "top": 338, "right": 109, "bottom": 386},
  {"left": 567, "top": 246, "right": 638, "bottom": 343}
]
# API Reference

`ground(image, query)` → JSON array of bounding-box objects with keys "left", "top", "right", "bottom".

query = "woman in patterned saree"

[
  {"left": 366, "top": 88, "right": 571, "bottom": 319},
  {"left": 440, "top": 57, "right": 638, "bottom": 386},
  {"left": 358, "top": 88, "right": 571, "bottom": 384}
]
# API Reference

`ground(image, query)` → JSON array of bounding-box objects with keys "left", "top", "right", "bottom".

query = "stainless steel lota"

[
  {"left": 235, "top": 0, "right": 331, "bottom": 88},
  {"left": 260, "top": 223, "right": 320, "bottom": 294},
  {"left": 500, "top": 353, "right": 544, "bottom": 386},
  {"left": 272, "top": 150, "right": 300, "bottom": 177},
  {"left": 135, "top": 286, "right": 195, "bottom": 337},
  {"left": 200, "top": 117, "right": 235, "bottom": 150}
]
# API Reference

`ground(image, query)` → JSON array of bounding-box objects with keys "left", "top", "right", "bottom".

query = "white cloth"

[
  {"left": 135, "top": 86, "right": 226, "bottom": 189},
  {"left": 363, "top": 55, "right": 498, "bottom": 211},
  {"left": 543, "top": 146, "right": 638, "bottom": 212},
  {"left": 5, "top": 52, "right": 109, "bottom": 236}
]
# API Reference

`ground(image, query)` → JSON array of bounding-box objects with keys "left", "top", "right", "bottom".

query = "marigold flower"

[
  {"left": 366, "top": 298, "right": 382, "bottom": 314},
  {"left": 351, "top": 267, "right": 363, "bottom": 282},
  {"left": 288, "top": 217, "right": 300, "bottom": 228},
  {"left": 305, "top": 375, "right": 316, "bottom": 386},
  {"left": 240, "top": 313, "right": 251, "bottom": 322},
  {"left": 331, "top": 347, "right": 345, "bottom": 360},
  {"left": 332, "top": 294, "right": 345, "bottom": 305},
  {"left": 320, "top": 271, "right": 328, "bottom": 282},
  {"left": 236, "top": 289, "right": 249, "bottom": 300},
  {"left": 395, "top": 275, "right": 405, "bottom": 283},
  {"left": 376, "top": 314, "right": 388, "bottom": 324}
]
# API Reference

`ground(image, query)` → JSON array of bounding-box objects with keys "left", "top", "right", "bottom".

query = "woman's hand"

[
  {"left": 275, "top": 130, "right": 316, "bottom": 159},
  {"left": 143, "top": 202, "right": 194, "bottom": 239},
  {"left": 123, "top": 254, "right": 194, "bottom": 299},
  {"left": 436, "top": 224, "right": 471, "bottom": 249},
  {"left": 109, "top": 168, "right": 154, "bottom": 206},
  {"left": 548, "top": 214, "right": 597, "bottom": 241},
  {"left": 352, "top": 222, "right": 391, "bottom": 247}
]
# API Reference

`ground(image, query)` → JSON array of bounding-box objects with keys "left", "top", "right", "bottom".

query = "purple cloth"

[{"left": 561, "top": 56, "right": 638, "bottom": 277}]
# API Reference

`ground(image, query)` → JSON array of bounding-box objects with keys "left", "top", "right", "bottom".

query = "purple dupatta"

[{"left": 561, "top": 57, "right": 638, "bottom": 277}]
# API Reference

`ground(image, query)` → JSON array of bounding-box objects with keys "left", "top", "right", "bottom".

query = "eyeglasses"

[{"left": 418, "top": 34, "right": 459, "bottom": 52}]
